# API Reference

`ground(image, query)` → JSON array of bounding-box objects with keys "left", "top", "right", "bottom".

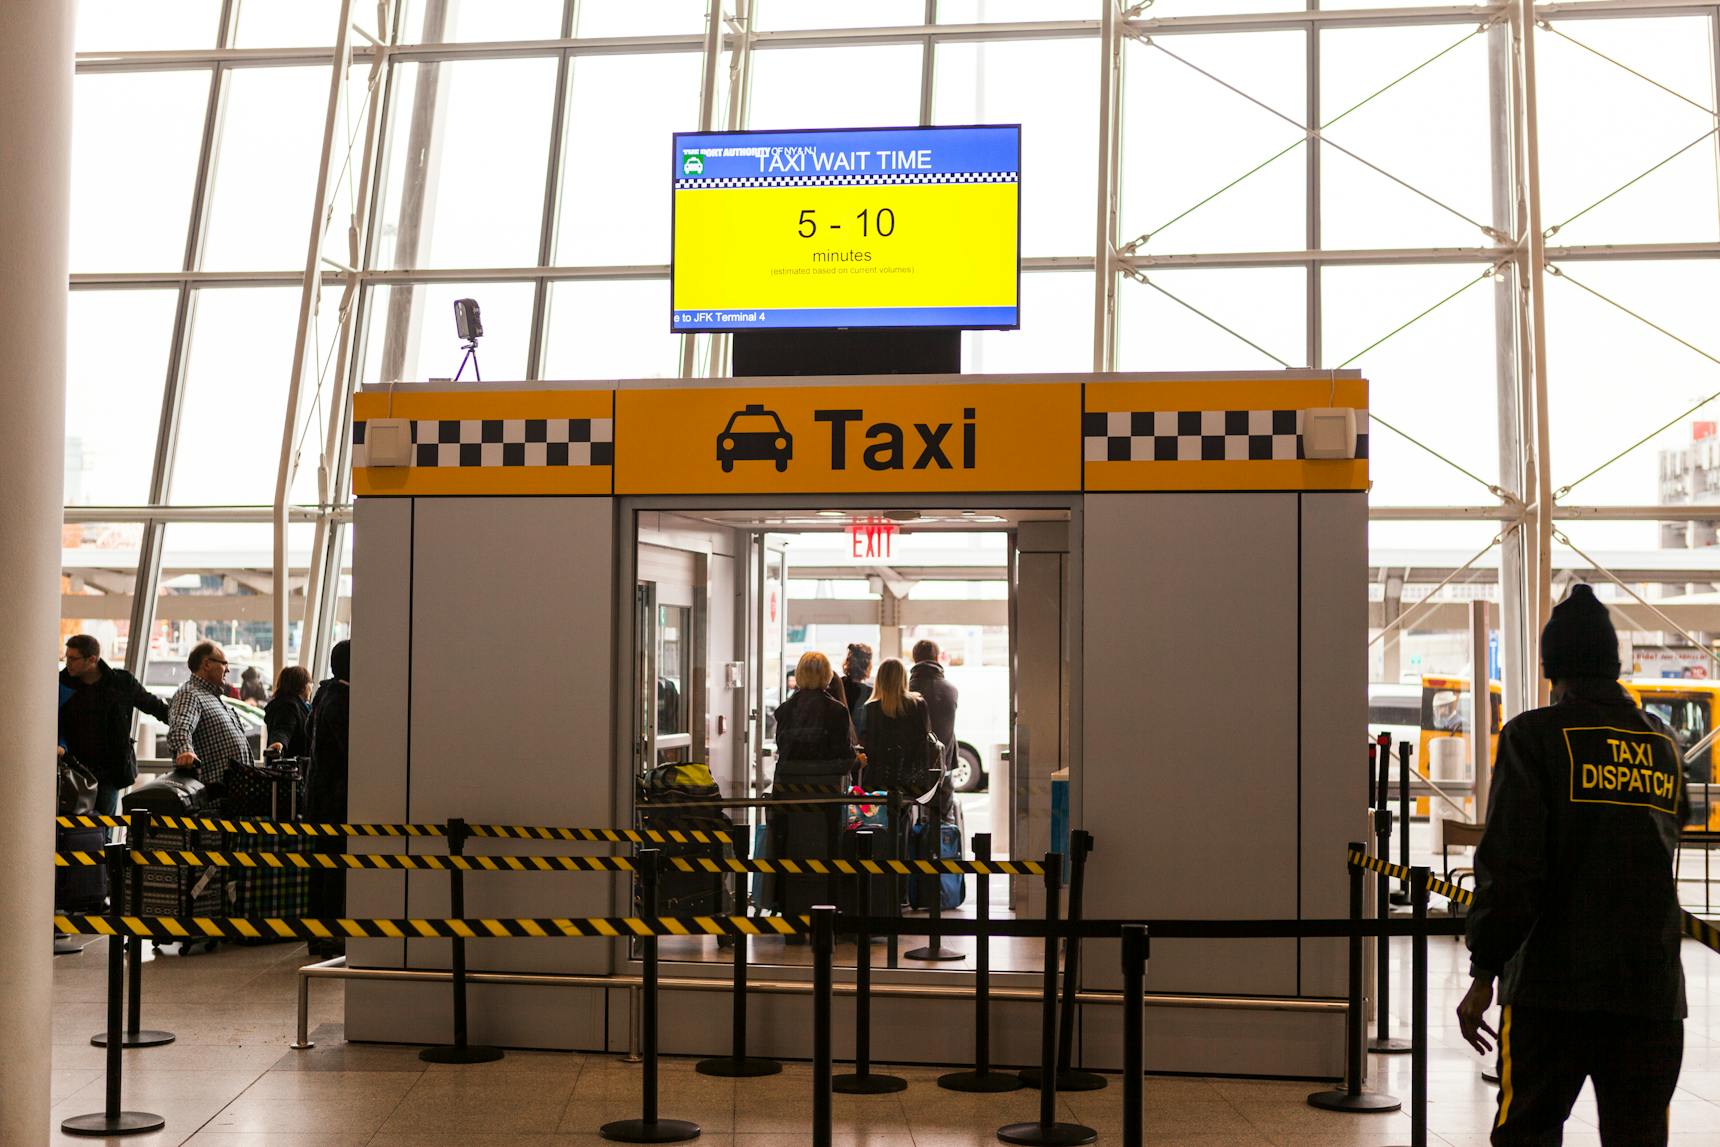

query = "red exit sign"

[{"left": 848, "top": 515, "right": 899, "bottom": 559}]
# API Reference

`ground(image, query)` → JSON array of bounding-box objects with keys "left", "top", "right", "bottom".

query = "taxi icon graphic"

[{"left": 718, "top": 404, "right": 793, "bottom": 473}]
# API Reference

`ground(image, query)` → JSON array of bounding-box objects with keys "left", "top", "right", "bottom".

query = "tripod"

[{"left": 454, "top": 339, "right": 481, "bottom": 382}]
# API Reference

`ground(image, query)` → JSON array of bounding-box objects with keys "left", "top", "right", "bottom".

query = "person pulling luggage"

[
  {"left": 1458, "top": 584, "right": 1688, "bottom": 1145},
  {"left": 166, "top": 641, "right": 252, "bottom": 789}
]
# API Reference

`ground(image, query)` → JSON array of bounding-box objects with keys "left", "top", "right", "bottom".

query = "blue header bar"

[{"left": 673, "top": 125, "right": 1020, "bottom": 183}]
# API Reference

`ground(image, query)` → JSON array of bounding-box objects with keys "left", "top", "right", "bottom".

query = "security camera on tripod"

[{"left": 452, "top": 297, "right": 482, "bottom": 382}]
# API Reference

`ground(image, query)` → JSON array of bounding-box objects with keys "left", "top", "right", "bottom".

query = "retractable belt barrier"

[
  {"left": 1345, "top": 846, "right": 1720, "bottom": 954},
  {"left": 53, "top": 913, "right": 809, "bottom": 940},
  {"left": 53, "top": 848, "right": 1042, "bottom": 878}
]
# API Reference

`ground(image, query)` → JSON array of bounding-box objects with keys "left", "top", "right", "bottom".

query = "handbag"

[{"left": 57, "top": 753, "right": 100, "bottom": 816}]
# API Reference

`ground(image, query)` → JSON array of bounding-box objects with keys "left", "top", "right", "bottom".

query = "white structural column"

[{"left": 0, "top": 3, "right": 73, "bottom": 1143}]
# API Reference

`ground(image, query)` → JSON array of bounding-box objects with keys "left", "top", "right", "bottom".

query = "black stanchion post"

[
  {"left": 92, "top": 811, "right": 174, "bottom": 1049},
  {"left": 1367, "top": 742, "right": 1378, "bottom": 813},
  {"left": 812, "top": 905, "right": 835, "bottom": 1147},
  {"left": 1376, "top": 734, "right": 1391, "bottom": 817},
  {"left": 1121, "top": 924, "right": 1149, "bottom": 1147},
  {"left": 62, "top": 844, "right": 165, "bottom": 1138},
  {"left": 1024, "top": 831, "right": 1105, "bottom": 1091},
  {"left": 906, "top": 789, "right": 962, "bottom": 962},
  {"left": 1000, "top": 852, "right": 1095, "bottom": 1146},
  {"left": 835, "top": 830, "right": 906, "bottom": 1094},
  {"left": 939, "top": 833, "right": 1023, "bottom": 1093},
  {"left": 602, "top": 849, "right": 700, "bottom": 1143},
  {"left": 1395, "top": 741, "right": 1413, "bottom": 905},
  {"left": 1370, "top": 810, "right": 1409, "bottom": 1055},
  {"left": 697, "top": 826, "right": 780, "bottom": 1077},
  {"left": 1410, "top": 866, "right": 1430, "bottom": 1147},
  {"left": 1308, "top": 844, "right": 1401, "bottom": 1114},
  {"left": 420, "top": 818, "right": 503, "bottom": 1065}
]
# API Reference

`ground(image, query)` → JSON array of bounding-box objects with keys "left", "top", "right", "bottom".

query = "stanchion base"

[
  {"left": 695, "top": 1055, "right": 781, "bottom": 1077},
  {"left": 419, "top": 1044, "right": 505, "bottom": 1064},
  {"left": 61, "top": 1111, "right": 166, "bottom": 1137},
  {"left": 92, "top": 1029, "right": 176, "bottom": 1049},
  {"left": 1306, "top": 1088, "right": 1402, "bottom": 1113},
  {"left": 833, "top": 1072, "right": 908, "bottom": 1094},
  {"left": 598, "top": 1117, "right": 701, "bottom": 1143},
  {"left": 54, "top": 936, "right": 85, "bottom": 956},
  {"left": 1367, "top": 1038, "right": 1413, "bottom": 1055},
  {"left": 1482, "top": 1068, "right": 1500, "bottom": 1085},
  {"left": 938, "top": 1068, "right": 1025, "bottom": 1092},
  {"left": 904, "top": 945, "right": 965, "bottom": 962},
  {"left": 1018, "top": 1067, "right": 1109, "bottom": 1091},
  {"left": 997, "top": 1119, "right": 1098, "bottom": 1145}
]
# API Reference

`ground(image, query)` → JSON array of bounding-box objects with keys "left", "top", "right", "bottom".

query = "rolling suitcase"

[
  {"left": 124, "top": 769, "right": 226, "bottom": 951},
  {"left": 223, "top": 757, "right": 311, "bottom": 935},
  {"left": 637, "top": 763, "right": 735, "bottom": 921},
  {"left": 54, "top": 824, "right": 108, "bottom": 913},
  {"left": 764, "top": 758, "right": 852, "bottom": 919}
]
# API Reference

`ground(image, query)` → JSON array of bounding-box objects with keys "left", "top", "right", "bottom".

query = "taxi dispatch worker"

[{"left": 1458, "top": 584, "right": 1688, "bottom": 1146}]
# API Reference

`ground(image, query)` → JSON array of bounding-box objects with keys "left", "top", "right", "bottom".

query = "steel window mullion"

[
  {"left": 124, "top": 0, "right": 238, "bottom": 680},
  {"left": 527, "top": 0, "right": 579, "bottom": 381},
  {"left": 1307, "top": 12, "right": 1321, "bottom": 370}
]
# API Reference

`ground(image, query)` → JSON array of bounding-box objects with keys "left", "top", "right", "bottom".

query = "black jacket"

[
  {"left": 1467, "top": 679, "right": 1688, "bottom": 1018},
  {"left": 306, "top": 679, "right": 350, "bottom": 821},
  {"left": 860, "top": 695, "right": 933, "bottom": 796},
  {"left": 908, "top": 661, "right": 959, "bottom": 772},
  {"left": 57, "top": 661, "right": 171, "bottom": 787},
  {"left": 843, "top": 676, "right": 874, "bottom": 737},
  {"left": 264, "top": 694, "right": 312, "bottom": 759},
  {"left": 773, "top": 688, "right": 855, "bottom": 765}
]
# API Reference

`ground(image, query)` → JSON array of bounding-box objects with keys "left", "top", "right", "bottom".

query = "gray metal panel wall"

[
  {"left": 403, "top": 497, "right": 617, "bottom": 977},
  {"left": 1300, "top": 492, "right": 1368, "bottom": 997},
  {"left": 1081, "top": 493, "right": 1300, "bottom": 997},
  {"left": 346, "top": 497, "right": 412, "bottom": 973}
]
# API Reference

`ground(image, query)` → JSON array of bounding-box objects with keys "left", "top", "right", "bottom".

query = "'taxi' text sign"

[{"left": 614, "top": 382, "right": 1079, "bottom": 494}]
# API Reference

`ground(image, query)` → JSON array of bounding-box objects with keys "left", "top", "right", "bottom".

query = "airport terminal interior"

[{"left": 15, "top": 1, "right": 1720, "bottom": 1145}]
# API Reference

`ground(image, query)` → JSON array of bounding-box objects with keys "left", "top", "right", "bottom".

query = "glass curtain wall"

[{"left": 67, "top": 0, "right": 1720, "bottom": 726}]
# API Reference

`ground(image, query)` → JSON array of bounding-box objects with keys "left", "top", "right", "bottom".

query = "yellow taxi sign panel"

[{"left": 614, "top": 382, "right": 1079, "bottom": 495}]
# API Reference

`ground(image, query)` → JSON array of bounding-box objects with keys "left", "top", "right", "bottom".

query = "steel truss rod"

[
  {"left": 1554, "top": 505, "right": 1720, "bottom": 520},
  {"left": 1369, "top": 526, "right": 1517, "bottom": 648},
  {"left": 1368, "top": 505, "right": 1522, "bottom": 519},
  {"left": 1552, "top": 529, "right": 1720, "bottom": 676},
  {"left": 1536, "top": 18, "right": 1715, "bottom": 115},
  {"left": 1123, "top": 246, "right": 1502, "bottom": 268},
  {"left": 1122, "top": 269, "right": 1293, "bottom": 367}
]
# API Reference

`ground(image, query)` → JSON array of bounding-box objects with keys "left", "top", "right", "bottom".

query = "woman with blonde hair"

[
  {"left": 772, "top": 651, "right": 857, "bottom": 765},
  {"left": 860, "top": 658, "right": 936, "bottom": 796}
]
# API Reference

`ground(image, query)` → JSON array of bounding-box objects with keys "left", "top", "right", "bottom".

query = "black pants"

[{"left": 1493, "top": 1005, "right": 1683, "bottom": 1146}]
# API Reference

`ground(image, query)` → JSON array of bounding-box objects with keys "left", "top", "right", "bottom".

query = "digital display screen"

[{"left": 671, "top": 124, "right": 1020, "bottom": 332}]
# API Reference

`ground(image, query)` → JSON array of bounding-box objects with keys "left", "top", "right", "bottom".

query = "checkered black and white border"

[
  {"left": 675, "top": 171, "right": 1018, "bottom": 190},
  {"left": 1082, "top": 409, "right": 1369, "bottom": 463},
  {"left": 352, "top": 417, "right": 614, "bottom": 469}
]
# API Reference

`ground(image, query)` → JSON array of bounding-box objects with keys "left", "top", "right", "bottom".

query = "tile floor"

[{"left": 44, "top": 925, "right": 1720, "bottom": 1145}]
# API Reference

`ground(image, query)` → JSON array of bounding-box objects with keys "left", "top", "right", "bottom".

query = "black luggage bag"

[
  {"left": 637, "top": 763, "right": 735, "bottom": 920},
  {"left": 124, "top": 769, "right": 227, "bottom": 947},
  {"left": 55, "top": 824, "right": 108, "bottom": 913},
  {"left": 223, "top": 757, "right": 312, "bottom": 933},
  {"left": 762, "top": 759, "right": 846, "bottom": 916}
]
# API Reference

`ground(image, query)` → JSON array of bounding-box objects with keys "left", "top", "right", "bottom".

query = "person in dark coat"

[
  {"left": 842, "top": 643, "right": 875, "bottom": 738},
  {"left": 305, "top": 641, "right": 351, "bottom": 956},
  {"left": 58, "top": 634, "right": 171, "bottom": 816},
  {"left": 773, "top": 651, "right": 856, "bottom": 765},
  {"left": 908, "top": 640, "right": 959, "bottom": 774},
  {"left": 306, "top": 641, "right": 351, "bottom": 822},
  {"left": 860, "top": 658, "right": 933, "bottom": 798},
  {"left": 1459, "top": 585, "right": 1688, "bottom": 1145},
  {"left": 263, "top": 665, "right": 313, "bottom": 759}
]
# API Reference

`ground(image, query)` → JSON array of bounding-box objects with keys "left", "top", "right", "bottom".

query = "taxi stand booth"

[{"left": 344, "top": 370, "right": 1368, "bottom": 1079}]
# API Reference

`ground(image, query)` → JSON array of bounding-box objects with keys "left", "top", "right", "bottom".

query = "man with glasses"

[
  {"left": 57, "top": 634, "right": 171, "bottom": 817},
  {"left": 166, "top": 641, "right": 252, "bottom": 789}
]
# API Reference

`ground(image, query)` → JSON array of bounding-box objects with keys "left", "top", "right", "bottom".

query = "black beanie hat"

[{"left": 1540, "top": 584, "right": 1620, "bottom": 680}]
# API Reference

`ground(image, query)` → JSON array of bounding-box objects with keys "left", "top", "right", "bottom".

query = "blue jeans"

[{"left": 96, "top": 783, "right": 123, "bottom": 840}]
